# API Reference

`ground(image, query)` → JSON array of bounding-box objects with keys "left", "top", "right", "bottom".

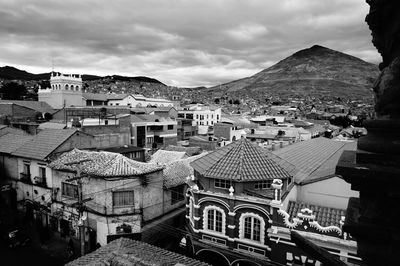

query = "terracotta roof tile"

[
  {"left": 150, "top": 150, "right": 187, "bottom": 164},
  {"left": 286, "top": 201, "right": 346, "bottom": 228},
  {"left": 163, "top": 152, "right": 208, "bottom": 188},
  {"left": 49, "top": 149, "right": 164, "bottom": 177},
  {"left": 191, "top": 139, "right": 293, "bottom": 181},
  {"left": 66, "top": 238, "right": 210, "bottom": 266}
]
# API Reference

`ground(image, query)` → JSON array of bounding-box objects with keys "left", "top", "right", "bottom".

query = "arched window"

[
  {"left": 65, "top": 84, "right": 69, "bottom": 90},
  {"left": 244, "top": 216, "right": 261, "bottom": 242},
  {"left": 76, "top": 85, "right": 80, "bottom": 91},
  {"left": 203, "top": 205, "right": 226, "bottom": 235},
  {"left": 70, "top": 85, "right": 74, "bottom": 91},
  {"left": 239, "top": 213, "right": 265, "bottom": 244}
]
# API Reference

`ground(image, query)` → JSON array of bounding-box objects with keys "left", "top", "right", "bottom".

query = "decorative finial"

[{"left": 229, "top": 186, "right": 234, "bottom": 196}]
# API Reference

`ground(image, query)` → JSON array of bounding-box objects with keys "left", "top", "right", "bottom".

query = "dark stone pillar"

[{"left": 336, "top": 1, "right": 400, "bottom": 265}]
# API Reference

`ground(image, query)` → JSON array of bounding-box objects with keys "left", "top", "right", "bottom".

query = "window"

[
  {"left": 239, "top": 213, "right": 265, "bottom": 244},
  {"left": 168, "top": 125, "right": 174, "bottom": 130},
  {"left": 244, "top": 216, "right": 261, "bottom": 241},
  {"left": 254, "top": 180, "right": 272, "bottom": 190},
  {"left": 203, "top": 206, "right": 226, "bottom": 235},
  {"left": 62, "top": 182, "right": 78, "bottom": 198},
  {"left": 178, "top": 113, "right": 184, "bottom": 118},
  {"left": 217, "top": 114, "right": 220, "bottom": 120},
  {"left": 200, "top": 115, "right": 204, "bottom": 120},
  {"left": 214, "top": 179, "right": 231, "bottom": 189},
  {"left": 113, "top": 191, "right": 134, "bottom": 206},
  {"left": 39, "top": 166, "right": 46, "bottom": 177},
  {"left": 171, "top": 185, "right": 184, "bottom": 204},
  {"left": 186, "top": 113, "right": 193, "bottom": 119},
  {"left": 208, "top": 209, "right": 223, "bottom": 232},
  {"left": 147, "top": 136, "right": 154, "bottom": 144},
  {"left": 211, "top": 114, "right": 214, "bottom": 119},
  {"left": 196, "top": 114, "right": 199, "bottom": 119},
  {"left": 23, "top": 163, "right": 30, "bottom": 175}
]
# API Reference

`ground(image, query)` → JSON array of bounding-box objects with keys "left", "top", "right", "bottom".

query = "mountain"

[
  {"left": 208, "top": 45, "right": 380, "bottom": 100},
  {"left": 0, "top": 66, "right": 165, "bottom": 85}
]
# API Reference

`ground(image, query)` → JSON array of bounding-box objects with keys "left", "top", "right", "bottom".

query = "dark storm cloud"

[{"left": 0, "top": 0, "right": 379, "bottom": 87}]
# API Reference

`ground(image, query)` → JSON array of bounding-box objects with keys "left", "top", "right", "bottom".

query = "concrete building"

[
  {"left": 177, "top": 118, "right": 198, "bottom": 141},
  {"left": 49, "top": 149, "right": 165, "bottom": 246},
  {"left": 178, "top": 104, "right": 221, "bottom": 127},
  {"left": 131, "top": 114, "right": 177, "bottom": 149},
  {"left": 38, "top": 72, "right": 84, "bottom": 109}
]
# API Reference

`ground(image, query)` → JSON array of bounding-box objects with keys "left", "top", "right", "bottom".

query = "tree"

[{"left": 0, "top": 82, "right": 28, "bottom": 100}]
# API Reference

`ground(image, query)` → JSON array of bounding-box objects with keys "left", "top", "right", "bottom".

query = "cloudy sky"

[{"left": 0, "top": 0, "right": 379, "bottom": 87}]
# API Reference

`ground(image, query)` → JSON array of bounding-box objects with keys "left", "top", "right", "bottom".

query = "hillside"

[
  {"left": 0, "top": 66, "right": 165, "bottom": 85},
  {"left": 208, "top": 45, "right": 379, "bottom": 100}
]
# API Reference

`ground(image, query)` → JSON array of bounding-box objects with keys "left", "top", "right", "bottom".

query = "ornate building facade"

[{"left": 185, "top": 139, "right": 361, "bottom": 266}]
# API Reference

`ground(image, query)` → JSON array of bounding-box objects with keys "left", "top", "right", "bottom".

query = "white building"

[
  {"left": 107, "top": 94, "right": 175, "bottom": 108},
  {"left": 38, "top": 72, "right": 84, "bottom": 109},
  {"left": 177, "top": 104, "right": 221, "bottom": 127}
]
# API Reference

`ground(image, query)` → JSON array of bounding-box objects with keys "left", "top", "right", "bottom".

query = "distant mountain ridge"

[
  {"left": 0, "top": 66, "right": 165, "bottom": 85},
  {"left": 208, "top": 45, "right": 380, "bottom": 99}
]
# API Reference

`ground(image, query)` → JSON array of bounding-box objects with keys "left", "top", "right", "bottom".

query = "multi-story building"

[
  {"left": 38, "top": 72, "right": 84, "bottom": 109},
  {"left": 177, "top": 118, "right": 198, "bottom": 141},
  {"left": 178, "top": 104, "right": 221, "bottom": 127},
  {"left": 185, "top": 139, "right": 360, "bottom": 266},
  {"left": 131, "top": 114, "right": 177, "bottom": 149}
]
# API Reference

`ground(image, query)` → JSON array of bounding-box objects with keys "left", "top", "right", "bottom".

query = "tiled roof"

[
  {"left": 0, "top": 100, "right": 54, "bottom": 113},
  {"left": 66, "top": 237, "right": 210, "bottom": 266},
  {"left": 82, "top": 93, "right": 129, "bottom": 101},
  {"left": 0, "top": 133, "right": 34, "bottom": 154},
  {"left": 191, "top": 138, "right": 293, "bottom": 181},
  {"left": 164, "top": 145, "right": 202, "bottom": 157},
  {"left": 286, "top": 201, "right": 346, "bottom": 228},
  {"left": 12, "top": 129, "right": 81, "bottom": 160},
  {"left": 150, "top": 150, "right": 187, "bottom": 165},
  {"left": 273, "top": 138, "right": 357, "bottom": 184},
  {"left": 49, "top": 149, "right": 164, "bottom": 177},
  {"left": 38, "top": 122, "right": 66, "bottom": 130},
  {"left": 163, "top": 152, "right": 208, "bottom": 188}
]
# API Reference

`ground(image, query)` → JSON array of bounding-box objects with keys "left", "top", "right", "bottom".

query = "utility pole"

[{"left": 65, "top": 159, "right": 92, "bottom": 257}]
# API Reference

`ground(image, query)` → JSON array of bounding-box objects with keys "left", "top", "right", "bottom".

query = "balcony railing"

[
  {"left": 19, "top": 172, "right": 31, "bottom": 184},
  {"left": 34, "top": 176, "right": 48, "bottom": 188}
]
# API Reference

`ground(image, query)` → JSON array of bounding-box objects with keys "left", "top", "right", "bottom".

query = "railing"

[
  {"left": 34, "top": 176, "right": 48, "bottom": 188},
  {"left": 19, "top": 172, "right": 31, "bottom": 184}
]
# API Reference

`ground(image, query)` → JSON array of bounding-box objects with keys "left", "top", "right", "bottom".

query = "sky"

[{"left": 0, "top": 0, "right": 380, "bottom": 87}]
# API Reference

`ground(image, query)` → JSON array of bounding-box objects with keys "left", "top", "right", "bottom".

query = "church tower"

[{"left": 38, "top": 72, "right": 84, "bottom": 109}]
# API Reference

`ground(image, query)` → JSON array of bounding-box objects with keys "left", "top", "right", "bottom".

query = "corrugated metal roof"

[{"left": 191, "top": 138, "right": 293, "bottom": 181}]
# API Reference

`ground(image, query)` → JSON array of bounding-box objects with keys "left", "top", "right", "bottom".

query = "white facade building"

[
  {"left": 38, "top": 72, "right": 84, "bottom": 109},
  {"left": 108, "top": 94, "right": 175, "bottom": 108},
  {"left": 178, "top": 104, "right": 222, "bottom": 127}
]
